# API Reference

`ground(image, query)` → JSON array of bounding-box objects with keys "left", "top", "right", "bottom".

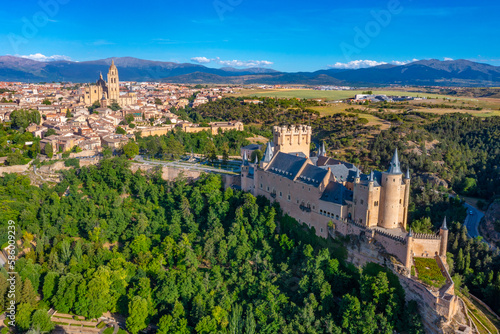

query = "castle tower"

[
  {"left": 107, "top": 59, "right": 120, "bottom": 102},
  {"left": 240, "top": 151, "right": 251, "bottom": 192},
  {"left": 402, "top": 167, "right": 411, "bottom": 229},
  {"left": 405, "top": 228, "right": 413, "bottom": 270},
  {"left": 439, "top": 217, "right": 448, "bottom": 259},
  {"left": 273, "top": 125, "right": 311, "bottom": 157},
  {"left": 379, "top": 148, "right": 405, "bottom": 229}
]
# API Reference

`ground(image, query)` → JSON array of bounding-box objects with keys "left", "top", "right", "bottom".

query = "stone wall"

[
  {"left": 129, "top": 163, "right": 203, "bottom": 182},
  {"left": 0, "top": 163, "right": 31, "bottom": 175},
  {"left": 412, "top": 236, "right": 441, "bottom": 258},
  {"left": 373, "top": 231, "right": 408, "bottom": 265}
]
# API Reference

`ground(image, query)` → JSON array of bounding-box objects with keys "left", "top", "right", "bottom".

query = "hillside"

[{"left": 1, "top": 56, "right": 500, "bottom": 86}]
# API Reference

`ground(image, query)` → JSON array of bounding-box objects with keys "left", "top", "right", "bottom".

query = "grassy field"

[
  {"left": 309, "top": 105, "right": 391, "bottom": 130},
  {"left": 414, "top": 257, "right": 446, "bottom": 288},
  {"left": 234, "top": 88, "right": 456, "bottom": 100}
]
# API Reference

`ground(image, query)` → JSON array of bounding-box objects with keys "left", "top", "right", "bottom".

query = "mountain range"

[{"left": 1, "top": 56, "right": 499, "bottom": 86}]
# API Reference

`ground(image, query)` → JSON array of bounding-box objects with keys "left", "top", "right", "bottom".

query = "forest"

[{"left": 0, "top": 157, "right": 424, "bottom": 334}]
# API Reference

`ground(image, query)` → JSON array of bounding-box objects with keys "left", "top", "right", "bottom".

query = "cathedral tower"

[{"left": 107, "top": 59, "right": 120, "bottom": 102}]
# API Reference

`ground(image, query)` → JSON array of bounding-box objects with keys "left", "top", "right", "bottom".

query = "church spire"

[
  {"left": 405, "top": 166, "right": 410, "bottom": 179},
  {"left": 387, "top": 148, "right": 402, "bottom": 174}
]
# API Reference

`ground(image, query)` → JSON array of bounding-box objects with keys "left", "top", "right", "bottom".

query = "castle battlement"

[
  {"left": 374, "top": 229, "right": 407, "bottom": 244},
  {"left": 413, "top": 232, "right": 440, "bottom": 240},
  {"left": 273, "top": 124, "right": 312, "bottom": 134}
]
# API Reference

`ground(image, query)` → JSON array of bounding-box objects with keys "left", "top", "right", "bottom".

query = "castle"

[
  {"left": 235, "top": 125, "right": 461, "bottom": 331},
  {"left": 239, "top": 125, "right": 448, "bottom": 269},
  {"left": 83, "top": 60, "right": 137, "bottom": 107}
]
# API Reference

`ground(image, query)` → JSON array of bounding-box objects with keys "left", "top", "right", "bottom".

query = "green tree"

[
  {"left": 45, "top": 128, "right": 57, "bottom": 137},
  {"left": 122, "top": 141, "right": 139, "bottom": 159},
  {"left": 126, "top": 296, "right": 149, "bottom": 334},
  {"left": 16, "top": 303, "right": 34, "bottom": 331},
  {"left": 42, "top": 99, "right": 51, "bottom": 105},
  {"left": 44, "top": 143, "right": 53, "bottom": 158},
  {"left": 116, "top": 126, "right": 127, "bottom": 135},
  {"left": 42, "top": 272, "right": 59, "bottom": 302},
  {"left": 31, "top": 309, "right": 54, "bottom": 333}
]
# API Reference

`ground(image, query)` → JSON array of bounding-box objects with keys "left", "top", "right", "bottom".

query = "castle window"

[
  {"left": 400, "top": 199, "right": 402, "bottom": 204},
  {"left": 320, "top": 210, "right": 323, "bottom": 214},
  {"left": 393, "top": 178, "right": 395, "bottom": 182},
  {"left": 287, "top": 194, "right": 291, "bottom": 201},
  {"left": 360, "top": 199, "right": 364, "bottom": 205},
  {"left": 260, "top": 183, "right": 263, "bottom": 189},
  {"left": 279, "top": 191, "right": 282, "bottom": 197},
  {"left": 267, "top": 186, "right": 269, "bottom": 191},
  {"left": 321, "top": 228, "right": 323, "bottom": 233},
  {"left": 374, "top": 201, "right": 379, "bottom": 207},
  {"left": 336, "top": 215, "right": 339, "bottom": 220},
  {"left": 312, "top": 205, "right": 315, "bottom": 210}
]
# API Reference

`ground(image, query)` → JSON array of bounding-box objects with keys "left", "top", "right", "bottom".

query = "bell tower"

[{"left": 107, "top": 59, "right": 120, "bottom": 102}]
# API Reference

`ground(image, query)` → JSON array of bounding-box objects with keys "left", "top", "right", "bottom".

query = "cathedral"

[
  {"left": 83, "top": 60, "right": 137, "bottom": 107},
  {"left": 238, "top": 125, "right": 448, "bottom": 271}
]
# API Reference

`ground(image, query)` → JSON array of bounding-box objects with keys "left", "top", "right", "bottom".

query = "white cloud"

[
  {"left": 444, "top": 57, "right": 454, "bottom": 61},
  {"left": 328, "top": 59, "right": 418, "bottom": 69},
  {"left": 191, "top": 56, "right": 273, "bottom": 67},
  {"left": 191, "top": 57, "right": 211, "bottom": 64},
  {"left": 19, "top": 53, "right": 72, "bottom": 62}
]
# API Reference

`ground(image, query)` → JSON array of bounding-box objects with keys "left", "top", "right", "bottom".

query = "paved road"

[{"left": 463, "top": 202, "right": 484, "bottom": 239}]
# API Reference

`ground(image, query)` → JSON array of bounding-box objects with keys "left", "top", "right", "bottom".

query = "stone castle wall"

[{"left": 412, "top": 236, "right": 441, "bottom": 258}]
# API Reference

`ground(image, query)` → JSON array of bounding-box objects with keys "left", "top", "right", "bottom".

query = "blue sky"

[{"left": 1, "top": 0, "right": 499, "bottom": 71}]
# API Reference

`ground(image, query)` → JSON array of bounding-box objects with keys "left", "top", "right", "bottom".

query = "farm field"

[
  {"left": 234, "top": 88, "right": 457, "bottom": 100},
  {"left": 309, "top": 105, "right": 391, "bottom": 130}
]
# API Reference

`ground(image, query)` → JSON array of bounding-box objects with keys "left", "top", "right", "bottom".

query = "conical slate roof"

[
  {"left": 405, "top": 166, "right": 410, "bottom": 179},
  {"left": 441, "top": 217, "right": 448, "bottom": 230},
  {"left": 319, "top": 142, "right": 326, "bottom": 157},
  {"left": 262, "top": 142, "right": 273, "bottom": 163},
  {"left": 242, "top": 151, "right": 248, "bottom": 166},
  {"left": 387, "top": 148, "right": 402, "bottom": 174}
]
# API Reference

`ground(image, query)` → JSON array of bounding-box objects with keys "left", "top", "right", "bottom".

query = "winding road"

[{"left": 463, "top": 202, "right": 485, "bottom": 239}]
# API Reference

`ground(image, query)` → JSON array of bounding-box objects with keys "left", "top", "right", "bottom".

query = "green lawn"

[
  {"left": 414, "top": 257, "right": 446, "bottom": 288},
  {"left": 103, "top": 327, "right": 114, "bottom": 334}
]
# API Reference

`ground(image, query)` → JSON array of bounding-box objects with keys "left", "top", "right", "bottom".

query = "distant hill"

[{"left": 0, "top": 56, "right": 499, "bottom": 86}]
